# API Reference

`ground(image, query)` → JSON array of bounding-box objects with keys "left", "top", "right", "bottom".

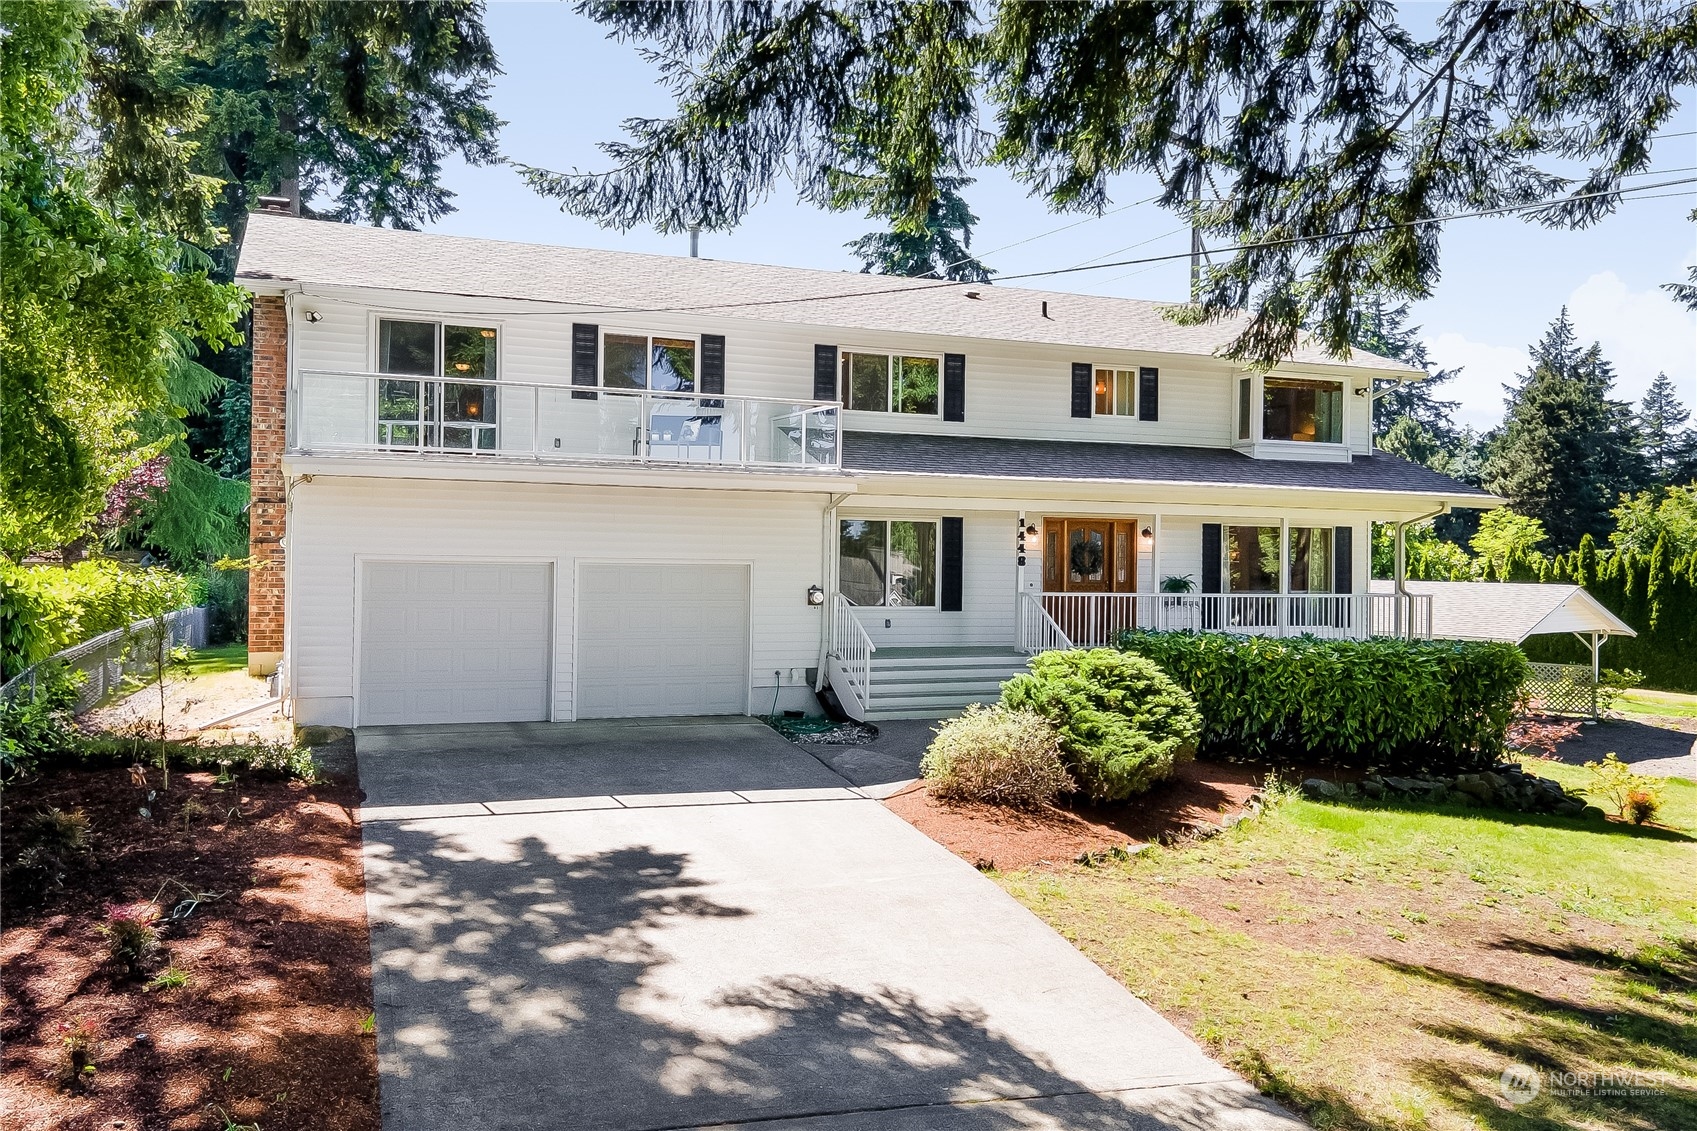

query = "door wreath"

[{"left": 1069, "top": 537, "right": 1104, "bottom": 578}]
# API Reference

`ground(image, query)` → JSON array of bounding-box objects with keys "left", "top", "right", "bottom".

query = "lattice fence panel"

[{"left": 1525, "top": 661, "right": 1596, "bottom": 717}]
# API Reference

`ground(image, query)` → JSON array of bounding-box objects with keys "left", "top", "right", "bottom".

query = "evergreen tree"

[
  {"left": 1482, "top": 311, "right": 1648, "bottom": 551},
  {"left": 1638, "top": 371, "right": 1697, "bottom": 485},
  {"left": 845, "top": 177, "right": 993, "bottom": 283},
  {"left": 1349, "top": 297, "right": 1460, "bottom": 443}
]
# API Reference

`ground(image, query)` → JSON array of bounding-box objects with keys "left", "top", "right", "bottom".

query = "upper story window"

[
  {"left": 1263, "top": 377, "right": 1343, "bottom": 443},
  {"left": 842, "top": 352, "right": 939, "bottom": 414},
  {"left": 604, "top": 333, "right": 697, "bottom": 391},
  {"left": 376, "top": 319, "right": 498, "bottom": 450},
  {"left": 1093, "top": 368, "right": 1137, "bottom": 416}
]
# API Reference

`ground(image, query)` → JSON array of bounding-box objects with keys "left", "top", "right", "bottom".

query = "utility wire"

[{"left": 368, "top": 176, "right": 1696, "bottom": 319}]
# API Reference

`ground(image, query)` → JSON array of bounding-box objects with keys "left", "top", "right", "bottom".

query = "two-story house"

[{"left": 235, "top": 209, "right": 1493, "bottom": 727}]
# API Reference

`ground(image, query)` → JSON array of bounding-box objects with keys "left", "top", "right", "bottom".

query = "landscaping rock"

[
  {"left": 1454, "top": 778, "right": 1494, "bottom": 801},
  {"left": 1301, "top": 778, "right": 1341, "bottom": 800},
  {"left": 1361, "top": 780, "right": 1385, "bottom": 799},
  {"left": 1581, "top": 805, "right": 1608, "bottom": 821}
]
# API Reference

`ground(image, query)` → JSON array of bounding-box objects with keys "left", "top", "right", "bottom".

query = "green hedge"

[
  {"left": 1525, "top": 537, "right": 1697, "bottom": 692},
  {"left": 0, "top": 560, "right": 201, "bottom": 680},
  {"left": 1001, "top": 648, "right": 1202, "bottom": 801},
  {"left": 1116, "top": 632, "right": 1529, "bottom": 772}
]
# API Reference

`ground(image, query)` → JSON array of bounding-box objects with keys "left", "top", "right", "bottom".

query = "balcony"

[{"left": 288, "top": 370, "right": 842, "bottom": 471}]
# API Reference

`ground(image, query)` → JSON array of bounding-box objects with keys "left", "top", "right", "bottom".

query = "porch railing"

[
  {"left": 828, "top": 593, "right": 876, "bottom": 717},
  {"left": 1034, "top": 592, "right": 1433, "bottom": 649},
  {"left": 290, "top": 370, "right": 842, "bottom": 471},
  {"left": 1016, "top": 592, "right": 1072, "bottom": 654}
]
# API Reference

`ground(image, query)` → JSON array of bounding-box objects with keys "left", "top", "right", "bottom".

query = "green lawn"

[
  {"left": 1612, "top": 687, "right": 1697, "bottom": 720},
  {"left": 184, "top": 642, "right": 248, "bottom": 677},
  {"left": 999, "top": 767, "right": 1697, "bottom": 1130}
]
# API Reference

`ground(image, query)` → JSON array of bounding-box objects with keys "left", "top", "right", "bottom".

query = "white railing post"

[{"left": 829, "top": 594, "right": 876, "bottom": 716}]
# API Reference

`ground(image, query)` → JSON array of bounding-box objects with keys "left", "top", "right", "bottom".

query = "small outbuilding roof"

[
  {"left": 236, "top": 211, "right": 1424, "bottom": 375},
  {"left": 1368, "top": 580, "right": 1637, "bottom": 642}
]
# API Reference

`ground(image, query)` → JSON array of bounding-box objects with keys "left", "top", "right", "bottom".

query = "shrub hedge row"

[
  {"left": 0, "top": 560, "right": 200, "bottom": 680},
  {"left": 1115, "top": 632, "right": 1529, "bottom": 772}
]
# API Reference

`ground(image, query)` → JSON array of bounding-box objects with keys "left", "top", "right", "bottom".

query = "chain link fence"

[{"left": 0, "top": 606, "right": 209, "bottom": 712}]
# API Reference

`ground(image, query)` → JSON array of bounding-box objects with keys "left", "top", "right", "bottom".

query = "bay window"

[
  {"left": 839, "top": 519, "right": 937, "bottom": 607},
  {"left": 1263, "top": 377, "right": 1343, "bottom": 443}
]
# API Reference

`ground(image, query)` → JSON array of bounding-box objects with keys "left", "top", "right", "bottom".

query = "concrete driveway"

[{"left": 356, "top": 718, "right": 1303, "bottom": 1130}]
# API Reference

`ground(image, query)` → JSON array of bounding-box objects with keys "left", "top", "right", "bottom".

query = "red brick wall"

[{"left": 247, "top": 294, "right": 287, "bottom": 671}]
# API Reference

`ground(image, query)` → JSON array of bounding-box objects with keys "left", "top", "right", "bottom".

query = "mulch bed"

[
  {"left": 1, "top": 761, "right": 377, "bottom": 1131},
  {"left": 884, "top": 758, "right": 1271, "bottom": 871}
]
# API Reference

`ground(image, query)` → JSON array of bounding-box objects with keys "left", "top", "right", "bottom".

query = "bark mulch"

[
  {"left": 1, "top": 759, "right": 377, "bottom": 1131},
  {"left": 884, "top": 757, "right": 1271, "bottom": 871}
]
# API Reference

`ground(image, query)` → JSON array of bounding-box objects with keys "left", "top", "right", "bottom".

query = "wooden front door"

[{"left": 1043, "top": 517, "right": 1141, "bottom": 643}]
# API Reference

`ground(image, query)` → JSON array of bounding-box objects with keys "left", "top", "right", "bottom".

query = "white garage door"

[
  {"left": 576, "top": 562, "right": 750, "bottom": 719},
  {"left": 359, "top": 562, "right": 552, "bottom": 726}
]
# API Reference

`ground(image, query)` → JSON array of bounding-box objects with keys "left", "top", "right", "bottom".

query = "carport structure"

[{"left": 1372, "top": 580, "right": 1638, "bottom": 716}]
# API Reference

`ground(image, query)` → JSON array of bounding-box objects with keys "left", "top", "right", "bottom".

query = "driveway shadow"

[{"left": 362, "top": 822, "right": 1293, "bottom": 1130}]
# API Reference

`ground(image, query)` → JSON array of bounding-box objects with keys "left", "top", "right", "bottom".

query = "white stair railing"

[
  {"left": 1017, "top": 592, "right": 1073, "bottom": 654},
  {"left": 828, "top": 594, "right": 877, "bottom": 717}
]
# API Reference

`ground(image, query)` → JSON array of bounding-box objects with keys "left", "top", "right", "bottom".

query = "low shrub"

[
  {"left": 101, "top": 902, "right": 162, "bottom": 978},
  {"left": 57, "top": 1018, "right": 101, "bottom": 1087},
  {"left": 0, "top": 559, "right": 201, "bottom": 680},
  {"left": 73, "top": 732, "right": 319, "bottom": 781},
  {"left": 7, "top": 806, "right": 92, "bottom": 902},
  {"left": 1117, "top": 631, "right": 1529, "bottom": 773},
  {"left": 0, "top": 663, "right": 85, "bottom": 783},
  {"left": 1001, "top": 649, "right": 1201, "bottom": 802},
  {"left": 1584, "top": 752, "right": 1663, "bottom": 823},
  {"left": 920, "top": 705, "right": 1074, "bottom": 809}
]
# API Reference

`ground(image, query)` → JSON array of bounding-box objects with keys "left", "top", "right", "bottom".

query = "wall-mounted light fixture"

[
  {"left": 303, "top": 310, "right": 322, "bottom": 323},
  {"left": 1353, "top": 384, "right": 1369, "bottom": 397},
  {"left": 1140, "top": 527, "right": 1154, "bottom": 542},
  {"left": 806, "top": 584, "right": 825, "bottom": 606},
  {"left": 1026, "top": 524, "right": 1038, "bottom": 537}
]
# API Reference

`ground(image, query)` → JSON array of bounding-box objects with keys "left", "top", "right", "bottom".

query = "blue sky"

[{"left": 424, "top": 2, "right": 1697, "bottom": 432}]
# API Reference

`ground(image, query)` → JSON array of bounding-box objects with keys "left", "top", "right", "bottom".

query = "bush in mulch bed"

[
  {"left": 1, "top": 749, "right": 378, "bottom": 1130},
  {"left": 921, "top": 705, "right": 1075, "bottom": 810}
]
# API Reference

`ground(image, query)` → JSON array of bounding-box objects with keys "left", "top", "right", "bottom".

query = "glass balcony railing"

[{"left": 289, "top": 371, "right": 842, "bottom": 470}]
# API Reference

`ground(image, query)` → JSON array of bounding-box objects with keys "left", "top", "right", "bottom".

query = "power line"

[{"left": 371, "top": 175, "right": 1695, "bottom": 320}]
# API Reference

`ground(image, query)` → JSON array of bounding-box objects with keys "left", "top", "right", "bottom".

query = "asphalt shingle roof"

[
  {"left": 841, "top": 431, "right": 1496, "bottom": 499},
  {"left": 238, "top": 211, "right": 1423, "bottom": 374}
]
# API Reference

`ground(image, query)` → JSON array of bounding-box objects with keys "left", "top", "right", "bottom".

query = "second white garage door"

[
  {"left": 576, "top": 562, "right": 751, "bottom": 718},
  {"left": 359, "top": 561, "right": 552, "bottom": 726}
]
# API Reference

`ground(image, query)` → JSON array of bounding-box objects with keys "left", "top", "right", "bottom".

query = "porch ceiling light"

[{"left": 807, "top": 584, "right": 826, "bottom": 606}]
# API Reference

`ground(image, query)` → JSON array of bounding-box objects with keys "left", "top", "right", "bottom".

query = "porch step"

[{"left": 861, "top": 648, "right": 1032, "bottom": 722}]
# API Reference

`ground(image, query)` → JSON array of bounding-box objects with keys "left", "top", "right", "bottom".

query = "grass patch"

[
  {"left": 1612, "top": 687, "right": 1697, "bottom": 720},
  {"left": 184, "top": 643, "right": 248, "bottom": 678},
  {"left": 1000, "top": 770, "right": 1697, "bottom": 1130}
]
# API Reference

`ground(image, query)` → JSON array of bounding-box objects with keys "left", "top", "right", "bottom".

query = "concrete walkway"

[{"left": 356, "top": 719, "right": 1304, "bottom": 1130}]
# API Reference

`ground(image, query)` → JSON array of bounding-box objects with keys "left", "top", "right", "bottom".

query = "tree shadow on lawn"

[
  {"left": 361, "top": 825, "right": 1280, "bottom": 1131},
  {"left": 1308, "top": 792, "right": 1695, "bottom": 842},
  {"left": 1375, "top": 957, "right": 1697, "bottom": 1130},
  {"left": 1487, "top": 935, "right": 1697, "bottom": 989}
]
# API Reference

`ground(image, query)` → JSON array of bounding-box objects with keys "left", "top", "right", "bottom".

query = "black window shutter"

[
  {"left": 1138, "top": 366, "right": 1159, "bottom": 421},
  {"left": 813, "top": 345, "right": 838, "bottom": 402},
  {"left": 1333, "top": 526, "right": 1354, "bottom": 594},
  {"left": 940, "top": 517, "right": 964, "bottom": 611},
  {"left": 943, "top": 353, "right": 966, "bottom": 422},
  {"left": 571, "top": 323, "right": 599, "bottom": 400},
  {"left": 1201, "top": 524, "right": 1223, "bottom": 593},
  {"left": 1070, "top": 362, "right": 1092, "bottom": 418},
  {"left": 700, "top": 334, "right": 726, "bottom": 396}
]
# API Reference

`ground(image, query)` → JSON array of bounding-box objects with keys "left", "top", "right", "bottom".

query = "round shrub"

[
  {"left": 920, "top": 705, "right": 1074, "bottom": 809},
  {"left": 1001, "top": 648, "right": 1201, "bottom": 802}
]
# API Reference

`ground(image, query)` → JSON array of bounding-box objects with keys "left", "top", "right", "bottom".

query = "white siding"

[
  {"left": 287, "top": 477, "right": 826, "bottom": 726},
  {"left": 288, "top": 286, "right": 1369, "bottom": 453}
]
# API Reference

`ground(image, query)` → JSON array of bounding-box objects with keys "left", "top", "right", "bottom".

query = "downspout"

[
  {"left": 1392, "top": 502, "right": 1449, "bottom": 638},
  {"left": 814, "top": 492, "right": 851, "bottom": 690}
]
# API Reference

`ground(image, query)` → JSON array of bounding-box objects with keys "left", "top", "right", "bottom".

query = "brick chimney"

[{"left": 247, "top": 294, "right": 287, "bottom": 675}]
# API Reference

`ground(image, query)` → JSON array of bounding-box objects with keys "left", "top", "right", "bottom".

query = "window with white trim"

[
  {"left": 603, "top": 333, "right": 697, "bottom": 392},
  {"left": 841, "top": 352, "right": 939, "bottom": 414},
  {"left": 839, "top": 519, "right": 938, "bottom": 606},
  {"left": 375, "top": 319, "right": 499, "bottom": 450},
  {"left": 1092, "top": 367, "right": 1137, "bottom": 416}
]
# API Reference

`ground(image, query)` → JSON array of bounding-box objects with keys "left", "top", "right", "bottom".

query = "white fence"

[
  {"left": 0, "top": 606, "right": 209, "bottom": 713},
  {"left": 1029, "top": 592, "right": 1434, "bottom": 650}
]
